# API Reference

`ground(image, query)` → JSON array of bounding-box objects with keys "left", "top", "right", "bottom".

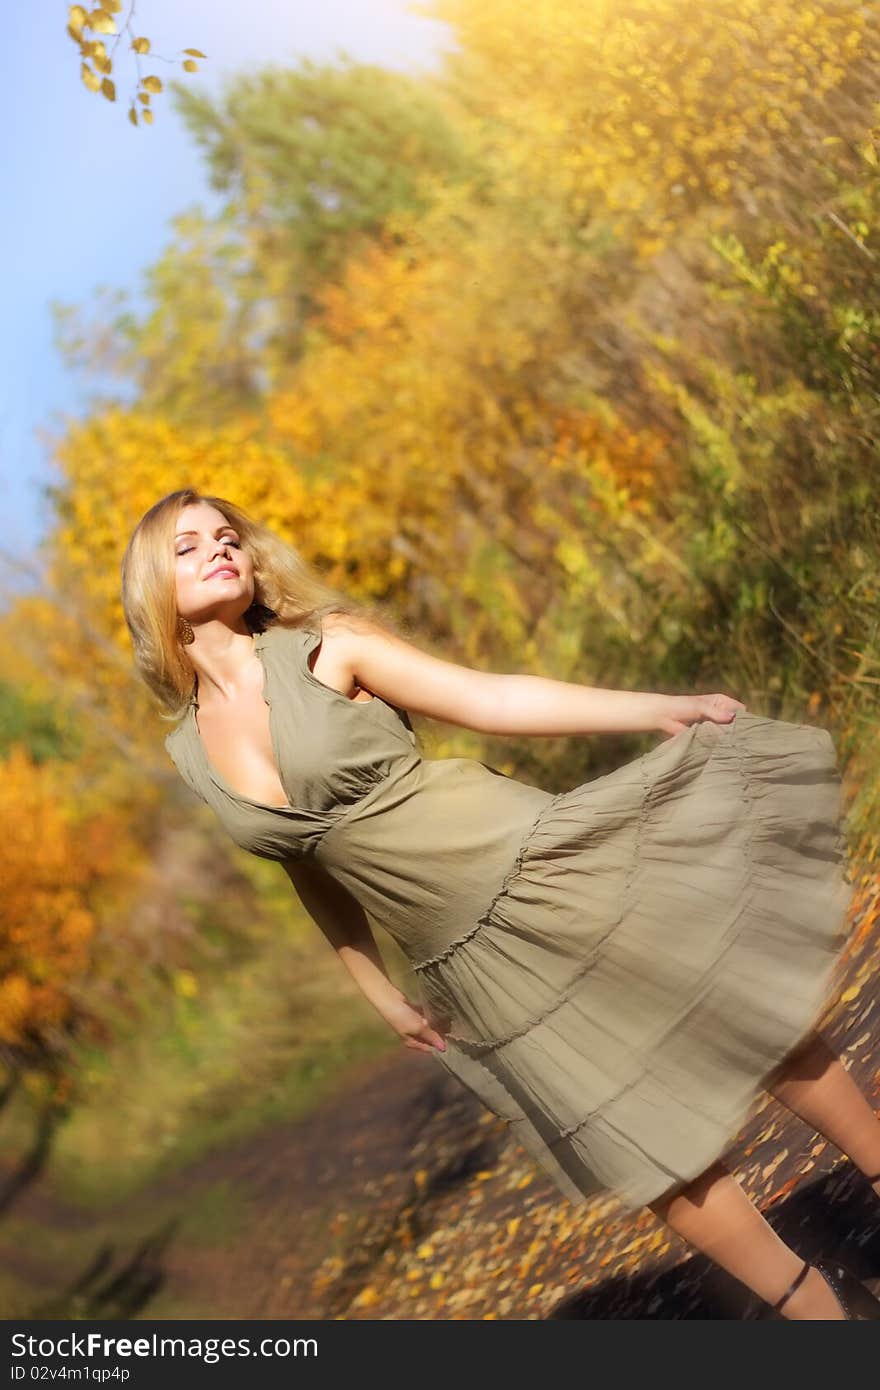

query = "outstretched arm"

[{"left": 317, "top": 611, "right": 746, "bottom": 738}]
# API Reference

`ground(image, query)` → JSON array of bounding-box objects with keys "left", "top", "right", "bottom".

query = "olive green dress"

[{"left": 164, "top": 620, "right": 853, "bottom": 1211}]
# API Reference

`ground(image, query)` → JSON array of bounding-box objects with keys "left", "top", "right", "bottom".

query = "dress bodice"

[
  {"left": 164, "top": 621, "right": 422, "bottom": 858},
  {"left": 163, "top": 619, "right": 554, "bottom": 965}
]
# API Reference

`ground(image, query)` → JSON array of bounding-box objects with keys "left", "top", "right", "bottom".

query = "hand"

[
  {"left": 657, "top": 692, "right": 748, "bottom": 738},
  {"left": 376, "top": 989, "right": 448, "bottom": 1054}
]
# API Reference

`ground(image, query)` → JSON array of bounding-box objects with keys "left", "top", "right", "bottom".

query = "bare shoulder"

[
  {"left": 316, "top": 609, "right": 374, "bottom": 640},
  {"left": 313, "top": 609, "right": 403, "bottom": 659},
  {"left": 316, "top": 610, "right": 502, "bottom": 732}
]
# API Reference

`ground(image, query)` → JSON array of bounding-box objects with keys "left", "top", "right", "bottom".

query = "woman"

[{"left": 122, "top": 487, "right": 880, "bottom": 1320}]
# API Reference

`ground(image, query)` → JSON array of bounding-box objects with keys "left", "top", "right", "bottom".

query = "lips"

[{"left": 205, "top": 565, "right": 239, "bottom": 580}]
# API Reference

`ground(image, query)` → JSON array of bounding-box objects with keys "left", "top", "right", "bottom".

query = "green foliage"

[
  {"left": 52, "top": 59, "right": 479, "bottom": 425},
  {"left": 173, "top": 57, "right": 477, "bottom": 279},
  {"left": 0, "top": 683, "right": 82, "bottom": 763}
]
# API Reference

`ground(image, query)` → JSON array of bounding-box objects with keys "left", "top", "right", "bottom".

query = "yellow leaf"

[
  {"left": 138, "top": 92, "right": 150, "bottom": 105},
  {"left": 68, "top": 5, "right": 87, "bottom": 32},
  {"left": 142, "top": 109, "right": 154, "bottom": 125},
  {"left": 86, "top": 10, "right": 117, "bottom": 37},
  {"left": 142, "top": 74, "right": 163, "bottom": 93},
  {"left": 761, "top": 1148, "right": 788, "bottom": 1181},
  {"left": 132, "top": 36, "right": 150, "bottom": 55},
  {"left": 183, "top": 48, "right": 207, "bottom": 58},
  {"left": 839, "top": 985, "right": 861, "bottom": 1005},
  {"left": 80, "top": 61, "right": 101, "bottom": 93},
  {"left": 352, "top": 1285, "right": 379, "bottom": 1307},
  {"left": 103, "top": 0, "right": 122, "bottom": 11},
  {"left": 101, "top": 77, "right": 116, "bottom": 102},
  {"left": 183, "top": 60, "right": 199, "bottom": 73}
]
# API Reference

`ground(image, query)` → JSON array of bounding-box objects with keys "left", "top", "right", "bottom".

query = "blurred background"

[{"left": 1, "top": 0, "right": 879, "bottom": 1320}]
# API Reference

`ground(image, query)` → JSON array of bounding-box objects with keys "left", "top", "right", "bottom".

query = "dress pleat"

[{"left": 417, "top": 713, "right": 852, "bottom": 1210}]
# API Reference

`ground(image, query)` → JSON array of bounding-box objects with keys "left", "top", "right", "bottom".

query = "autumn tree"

[
  {"left": 53, "top": 58, "right": 477, "bottom": 424},
  {"left": 45, "top": 3, "right": 880, "bottom": 779}
]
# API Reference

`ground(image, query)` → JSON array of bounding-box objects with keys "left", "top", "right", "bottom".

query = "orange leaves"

[
  {"left": 0, "top": 974, "right": 32, "bottom": 1048},
  {"left": 0, "top": 745, "right": 100, "bottom": 1048},
  {"left": 260, "top": 197, "right": 674, "bottom": 670}
]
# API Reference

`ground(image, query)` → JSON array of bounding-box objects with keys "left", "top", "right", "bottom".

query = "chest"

[
  {"left": 194, "top": 688, "right": 287, "bottom": 807},
  {"left": 194, "top": 648, "right": 376, "bottom": 810}
]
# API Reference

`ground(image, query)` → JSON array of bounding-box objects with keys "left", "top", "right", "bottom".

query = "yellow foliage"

[
  {"left": 0, "top": 745, "right": 108, "bottom": 1048},
  {"left": 37, "top": 0, "right": 879, "bottom": 801},
  {"left": 433, "top": 0, "right": 877, "bottom": 252}
]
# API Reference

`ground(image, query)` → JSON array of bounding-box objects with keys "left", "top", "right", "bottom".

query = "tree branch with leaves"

[{"left": 66, "top": 2, "right": 206, "bottom": 126}]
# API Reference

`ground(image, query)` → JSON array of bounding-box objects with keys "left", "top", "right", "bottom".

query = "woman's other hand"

[
  {"left": 657, "top": 692, "right": 748, "bottom": 738},
  {"left": 378, "top": 989, "right": 448, "bottom": 1054}
]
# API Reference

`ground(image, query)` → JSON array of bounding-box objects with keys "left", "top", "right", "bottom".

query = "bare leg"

[
  {"left": 765, "top": 1030, "right": 880, "bottom": 1196},
  {"left": 648, "top": 1159, "right": 846, "bottom": 1318}
]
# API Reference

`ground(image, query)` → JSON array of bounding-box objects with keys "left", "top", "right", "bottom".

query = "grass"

[
  {"left": 0, "top": 873, "right": 403, "bottom": 1209},
  {"left": 0, "top": 889, "right": 402, "bottom": 1317},
  {"left": 0, "top": 1177, "right": 259, "bottom": 1319}
]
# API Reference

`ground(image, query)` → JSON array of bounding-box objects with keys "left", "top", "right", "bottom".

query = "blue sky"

[{"left": 1, "top": 1, "right": 450, "bottom": 595}]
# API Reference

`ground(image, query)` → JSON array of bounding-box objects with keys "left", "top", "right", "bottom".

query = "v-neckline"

[{"left": 188, "top": 627, "right": 294, "bottom": 813}]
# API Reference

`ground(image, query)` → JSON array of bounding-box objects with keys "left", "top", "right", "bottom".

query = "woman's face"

[{"left": 174, "top": 501, "right": 255, "bottom": 627}]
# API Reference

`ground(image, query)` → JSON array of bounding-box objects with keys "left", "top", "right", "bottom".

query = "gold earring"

[{"left": 176, "top": 614, "right": 195, "bottom": 645}]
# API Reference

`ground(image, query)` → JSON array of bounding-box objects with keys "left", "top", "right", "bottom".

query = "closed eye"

[{"left": 177, "top": 540, "right": 243, "bottom": 556}]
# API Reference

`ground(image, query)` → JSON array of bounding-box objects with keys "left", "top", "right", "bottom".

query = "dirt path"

[{"left": 3, "top": 891, "right": 880, "bottom": 1321}]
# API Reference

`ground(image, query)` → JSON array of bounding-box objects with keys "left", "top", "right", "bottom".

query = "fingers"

[
  {"left": 415, "top": 1010, "right": 447, "bottom": 1052},
  {"left": 699, "top": 694, "right": 748, "bottom": 724},
  {"left": 404, "top": 1037, "right": 447, "bottom": 1054},
  {"left": 403, "top": 1028, "right": 447, "bottom": 1053}
]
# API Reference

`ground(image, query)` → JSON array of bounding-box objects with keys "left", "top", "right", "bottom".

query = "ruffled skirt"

[{"left": 411, "top": 710, "right": 854, "bottom": 1211}]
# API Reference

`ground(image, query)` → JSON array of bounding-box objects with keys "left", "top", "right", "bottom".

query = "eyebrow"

[{"left": 175, "top": 525, "right": 239, "bottom": 539}]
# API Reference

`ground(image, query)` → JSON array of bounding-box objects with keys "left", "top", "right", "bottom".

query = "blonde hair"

[{"left": 121, "top": 488, "right": 409, "bottom": 722}]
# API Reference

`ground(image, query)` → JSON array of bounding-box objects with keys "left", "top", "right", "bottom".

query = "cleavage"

[{"left": 195, "top": 687, "right": 289, "bottom": 808}]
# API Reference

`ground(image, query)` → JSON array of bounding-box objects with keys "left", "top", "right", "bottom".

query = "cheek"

[{"left": 175, "top": 561, "right": 199, "bottom": 595}]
